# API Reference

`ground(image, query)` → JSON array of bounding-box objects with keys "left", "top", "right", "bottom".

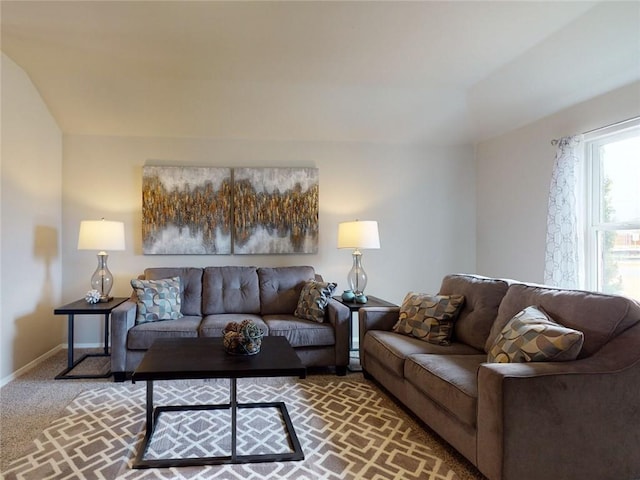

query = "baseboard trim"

[{"left": 0, "top": 344, "right": 64, "bottom": 388}]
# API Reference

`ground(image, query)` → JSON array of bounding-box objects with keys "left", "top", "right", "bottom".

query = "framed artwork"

[
  {"left": 233, "top": 167, "right": 319, "bottom": 254},
  {"left": 142, "top": 166, "right": 232, "bottom": 254}
]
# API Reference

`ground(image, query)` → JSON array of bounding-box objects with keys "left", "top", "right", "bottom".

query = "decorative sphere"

[{"left": 85, "top": 289, "right": 101, "bottom": 304}]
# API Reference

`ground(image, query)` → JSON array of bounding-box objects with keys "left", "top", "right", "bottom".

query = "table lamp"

[
  {"left": 78, "top": 219, "right": 125, "bottom": 302},
  {"left": 337, "top": 220, "right": 380, "bottom": 297}
]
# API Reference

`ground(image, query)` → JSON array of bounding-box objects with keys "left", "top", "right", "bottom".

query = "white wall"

[
  {"left": 476, "top": 81, "right": 640, "bottom": 282},
  {"left": 62, "top": 135, "right": 477, "bottom": 344},
  {"left": 1, "top": 53, "right": 63, "bottom": 381}
]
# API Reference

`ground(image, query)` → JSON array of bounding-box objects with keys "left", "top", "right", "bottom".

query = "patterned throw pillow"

[
  {"left": 131, "top": 276, "right": 183, "bottom": 325},
  {"left": 392, "top": 292, "right": 465, "bottom": 345},
  {"left": 487, "top": 306, "right": 584, "bottom": 363},
  {"left": 294, "top": 281, "right": 337, "bottom": 323}
]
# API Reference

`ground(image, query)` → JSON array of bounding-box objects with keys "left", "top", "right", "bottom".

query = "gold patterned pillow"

[
  {"left": 487, "top": 306, "right": 584, "bottom": 363},
  {"left": 392, "top": 292, "right": 465, "bottom": 345}
]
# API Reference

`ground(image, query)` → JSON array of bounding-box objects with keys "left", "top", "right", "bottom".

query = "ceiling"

[{"left": 2, "top": 1, "right": 639, "bottom": 145}]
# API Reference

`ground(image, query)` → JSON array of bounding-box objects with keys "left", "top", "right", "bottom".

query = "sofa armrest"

[
  {"left": 477, "top": 331, "right": 640, "bottom": 480},
  {"left": 358, "top": 307, "right": 400, "bottom": 357},
  {"left": 110, "top": 300, "right": 137, "bottom": 375},
  {"left": 358, "top": 306, "right": 399, "bottom": 335},
  {"left": 326, "top": 298, "right": 351, "bottom": 368}
]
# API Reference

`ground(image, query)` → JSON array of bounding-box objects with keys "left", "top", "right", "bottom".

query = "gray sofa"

[
  {"left": 111, "top": 266, "right": 350, "bottom": 381},
  {"left": 359, "top": 273, "right": 640, "bottom": 480}
]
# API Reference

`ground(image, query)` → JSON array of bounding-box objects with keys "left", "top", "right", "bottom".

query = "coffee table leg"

[
  {"left": 146, "top": 380, "right": 154, "bottom": 431},
  {"left": 230, "top": 378, "right": 237, "bottom": 461}
]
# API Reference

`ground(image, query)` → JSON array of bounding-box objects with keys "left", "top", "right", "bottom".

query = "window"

[{"left": 585, "top": 119, "right": 640, "bottom": 300}]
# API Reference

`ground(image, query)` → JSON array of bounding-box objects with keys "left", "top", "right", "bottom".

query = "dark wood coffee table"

[{"left": 131, "top": 336, "right": 306, "bottom": 469}]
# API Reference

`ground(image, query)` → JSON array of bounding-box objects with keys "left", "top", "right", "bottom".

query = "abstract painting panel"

[
  {"left": 142, "top": 166, "right": 232, "bottom": 254},
  {"left": 233, "top": 167, "right": 319, "bottom": 254}
]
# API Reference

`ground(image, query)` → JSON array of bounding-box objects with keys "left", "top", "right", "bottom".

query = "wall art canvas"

[
  {"left": 233, "top": 167, "right": 319, "bottom": 254},
  {"left": 142, "top": 166, "right": 232, "bottom": 254}
]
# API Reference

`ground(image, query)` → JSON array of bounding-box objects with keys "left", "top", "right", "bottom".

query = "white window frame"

[{"left": 584, "top": 118, "right": 640, "bottom": 295}]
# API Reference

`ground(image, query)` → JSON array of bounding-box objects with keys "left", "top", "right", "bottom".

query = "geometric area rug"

[{"left": 2, "top": 380, "right": 461, "bottom": 480}]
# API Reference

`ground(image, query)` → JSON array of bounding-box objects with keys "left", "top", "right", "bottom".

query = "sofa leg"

[
  {"left": 362, "top": 368, "right": 373, "bottom": 381},
  {"left": 336, "top": 366, "right": 347, "bottom": 376},
  {"left": 113, "top": 372, "right": 127, "bottom": 382}
]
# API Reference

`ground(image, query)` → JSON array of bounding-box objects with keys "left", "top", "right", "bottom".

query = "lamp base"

[{"left": 99, "top": 295, "right": 113, "bottom": 303}]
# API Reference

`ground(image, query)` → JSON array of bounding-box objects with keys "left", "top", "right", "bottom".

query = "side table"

[
  {"left": 54, "top": 297, "right": 128, "bottom": 379},
  {"left": 332, "top": 295, "right": 397, "bottom": 371}
]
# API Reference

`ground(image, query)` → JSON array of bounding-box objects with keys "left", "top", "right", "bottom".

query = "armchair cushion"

[{"left": 131, "top": 276, "right": 183, "bottom": 325}]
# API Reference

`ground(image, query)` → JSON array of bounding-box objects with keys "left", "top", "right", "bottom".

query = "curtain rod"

[
  {"left": 551, "top": 116, "right": 640, "bottom": 145},
  {"left": 582, "top": 116, "right": 639, "bottom": 135}
]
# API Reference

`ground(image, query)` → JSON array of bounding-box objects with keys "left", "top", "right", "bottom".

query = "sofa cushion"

[
  {"left": 393, "top": 292, "right": 465, "bottom": 345},
  {"left": 363, "top": 330, "right": 483, "bottom": 377},
  {"left": 294, "top": 280, "right": 337, "bottom": 323},
  {"left": 202, "top": 266, "right": 260, "bottom": 315},
  {"left": 126, "top": 316, "right": 201, "bottom": 350},
  {"left": 404, "top": 354, "right": 485, "bottom": 429},
  {"left": 439, "top": 274, "right": 510, "bottom": 352},
  {"left": 487, "top": 306, "right": 584, "bottom": 363},
  {"left": 263, "top": 314, "right": 335, "bottom": 347},
  {"left": 130, "top": 276, "right": 183, "bottom": 325},
  {"left": 199, "top": 314, "right": 267, "bottom": 338},
  {"left": 258, "top": 266, "right": 316, "bottom": 315},
  {"left": 486, "top": 283, "right": 640, "bottom": 358},
  {"left": 144, "top": 267, "right": 203, "bottom": 316}
]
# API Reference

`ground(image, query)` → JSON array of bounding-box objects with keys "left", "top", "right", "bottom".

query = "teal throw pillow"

[{"left": 131, "top": 276, "right": 183, "bottom": 325}]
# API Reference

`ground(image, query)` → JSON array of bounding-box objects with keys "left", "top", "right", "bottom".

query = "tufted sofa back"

[
  {"left": 202, "top": 266, "right": 260, "bottom": 314},
  {"left": 439, "top": 274, "right": 510, "bottom": 351},
  {"left": 258, "top": 266, "right": 316, "bottom": 315}
]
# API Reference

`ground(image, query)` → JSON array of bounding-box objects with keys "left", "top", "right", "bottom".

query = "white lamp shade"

[
  {"left": 337, "top": 220, "right": 380, "bottom": 249},
  {"left": 77, "top": 220, "right": 125, "bottom": 251}
]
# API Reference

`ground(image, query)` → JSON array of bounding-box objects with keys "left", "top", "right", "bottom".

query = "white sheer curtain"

[{"left": 543, "top": 135, "right": 583, "bottom": 288}]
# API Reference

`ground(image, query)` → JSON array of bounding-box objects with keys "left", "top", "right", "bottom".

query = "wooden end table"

[
  {"left": 53, "top": 297, "right": 128, "bottom": 380},
  {"left": 131, "top": 336, "right": 306, "bottom": 468},
  {"left": 332, "top": 295, "right": 398, "bottom": 371}
]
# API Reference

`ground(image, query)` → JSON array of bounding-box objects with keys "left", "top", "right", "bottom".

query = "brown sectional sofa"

[
  {"left": 111, "top": 265, "right": 350, "bottom": 381},
  {"left": 359, "top": 273, "right": 640, "bottom": 480}
]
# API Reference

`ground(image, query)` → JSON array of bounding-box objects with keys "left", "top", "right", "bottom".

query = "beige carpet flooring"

[{"left": 0, "top": 349, "right": 485, "bottom": 479}]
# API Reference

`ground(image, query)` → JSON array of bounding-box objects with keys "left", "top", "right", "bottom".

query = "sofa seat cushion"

[
  {"left": 363, "top": 330, "right": 483, "bottom": 377},
  {"left": 263, "top": 315, "right": 335, "bottom": 348},
  {"left": 405, "top": 354, "right": 486, "bottom": 429},
  {"left": 199, "top": 314, "right": 267, "bottom": 338},
  {"left": 127, "top": 316, "right": 201, "bottom": 350}
]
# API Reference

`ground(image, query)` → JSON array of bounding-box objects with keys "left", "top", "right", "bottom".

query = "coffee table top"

[{"left": 132, "top": 336, "right": 306, "bottom": 382}]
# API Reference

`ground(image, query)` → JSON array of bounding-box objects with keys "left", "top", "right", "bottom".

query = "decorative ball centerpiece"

[
  {"left": 85, "top": 289, "right": 101, "bottom": 304},
  {"left": 223, "top": 319, "right": 264, "bottom": 355}
]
